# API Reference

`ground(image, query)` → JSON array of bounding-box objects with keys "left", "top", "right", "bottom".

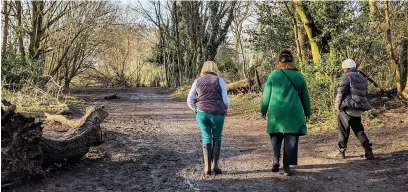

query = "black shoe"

[
  {"left": 272, "top": 164, "right": 279, "bottom": 172},
  {"left": 328, "top": 149, "right": 346, "bottom": 159}
]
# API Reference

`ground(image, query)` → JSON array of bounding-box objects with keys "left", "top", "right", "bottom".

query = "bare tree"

[
  {"left": 133, "top": 1, "right": 237, "bottom": 87},
  {"left": 1, "top": 1, "right": 10, "bottom": 59},
  {"left": 231, "top": 1, "right": 250, "bottom": 79},
  {"left": 384, "top": 0, "right": 408, "bottom": 100}
]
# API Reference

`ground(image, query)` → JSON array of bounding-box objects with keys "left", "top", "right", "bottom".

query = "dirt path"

[{"left": 10, "top": 88, "right": 408, "bottom": 192}]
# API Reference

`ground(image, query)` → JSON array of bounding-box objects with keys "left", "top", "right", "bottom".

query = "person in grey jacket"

[{"left": 329, "top": 59, "right": 374, "bottom": 160}]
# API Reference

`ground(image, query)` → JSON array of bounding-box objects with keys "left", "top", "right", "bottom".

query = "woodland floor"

[{"left": 6, "top": 87, "right": 408, "bottom": 192}]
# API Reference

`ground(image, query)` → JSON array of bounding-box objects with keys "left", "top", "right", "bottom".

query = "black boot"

[
  {"left": 283, "top": 164, "right": 292, "bottom": 176},
  {"left": 270, "top": 134, "right": 283, "bottom": 172},
  {"left": 202, "top": 144, "right": 212, "bottom": 176},
  {"left": 362, "top": 142, "right": 374, "bottom": 160},
  {"left": 211, "top": 140, "right": 222, "bottom": 175}
]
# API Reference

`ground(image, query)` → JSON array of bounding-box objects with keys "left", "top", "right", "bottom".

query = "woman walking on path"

[
  {"left": 260, "top": 50, "right": 311, "bottom": 176},
  {"left": 187, "top": 61, "right": 230, "bottom": 176}
]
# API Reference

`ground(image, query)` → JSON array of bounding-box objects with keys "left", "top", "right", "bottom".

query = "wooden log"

[
  {"left": 1, "top": 103, "right": 108, "bottom": 185},
  {"left": 40, "top": 120, "right": 106, "bottom": 167},
  {"left": 104, "top": 92, "right": 118, "bottom": 99},
  {"left": 227, "top": 79, "right": 249, "bottom": 91},
  {"left": 227, "top": 78, "right": 260, "bottom": 94},
  {"left": 44, "top": 106, "right": 108, "bottom": 135}
]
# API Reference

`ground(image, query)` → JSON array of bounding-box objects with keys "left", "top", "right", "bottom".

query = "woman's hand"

[{"left": 262, "top": 113, "right": 267, "bottom": 120}]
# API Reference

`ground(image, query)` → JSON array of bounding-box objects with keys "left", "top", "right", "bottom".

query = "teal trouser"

[{"left": 196, "top": 111, "right": 225, "bottom": 144}]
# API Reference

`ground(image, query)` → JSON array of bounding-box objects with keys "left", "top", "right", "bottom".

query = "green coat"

[{"left": 260, "top": 69, "right": 311, "bottom": 135}]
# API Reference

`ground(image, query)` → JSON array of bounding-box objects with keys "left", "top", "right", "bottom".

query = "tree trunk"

[
  {"left": 233, "top": 1, "right": 250, "bottom": 79},
  {"left": 249, "top": 21, "right": 263, "bottom": 74},
  {"left": 400, "top": 10, "right": 408, "bottom": 99},
  {"left": 369, "top": 0, "right": 377, "bottom": 22},
  {"left": 384, "top": 0, "right": 407, "bottom": 100},
  {"left": 172, "top": 2, "right": 182, "bottom": 86},
  {"left": 254, "top": 68, "right": 261, "bottom": 89},
  {"left": 40, "top": 121, "right": 106, "bottom": 167},
  {"left": 285, "top": 2, "right": 307, "bottom": 67},
  {"left": 298, "top": 29, "right": 308, "bottom": 65},
  {"left": 29, "top": 1, "right": 45, "bottom": 62},
  {"left": 15, "top": 1, "right": 26, "bottom": 63},
  {"left": 63, "top": 79, "right": 70, "bottom": 90},
  {"left": 205, "top": 1, "right": 236, "bottom": 61},
  {"left": 294, "top": 0, "right": 320, "bottom": 64},
  {"left": 1, "top": 1, "right": 9, "bottom": 59},
  {"left": 1, "top": 104, "right": 108, "bottom": 185}
]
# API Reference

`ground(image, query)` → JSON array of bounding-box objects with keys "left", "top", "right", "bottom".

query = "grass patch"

[
  {"left": 1, "top": 86, "right": 84, "bottom": 114},
  {"left": 171, "top": 85, "right": 191, "bottom": 101},
  {"left": 171, "top": 85, "right": 263, "bottom": 120},
  {"left": 229, "top": 93, "right": 263, "bottom": 120}
]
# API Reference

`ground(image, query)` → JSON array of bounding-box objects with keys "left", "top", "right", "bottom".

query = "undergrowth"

[
  {"left": 171, "top": 85, "right": 191, "bottom": 102},
  {"left": 1, "top": 82, "right": 83, "bottom": 114}
]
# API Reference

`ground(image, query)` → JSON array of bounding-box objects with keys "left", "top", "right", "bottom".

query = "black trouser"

[
  {"left": 269, "top": 133, "right": 299, "bottom": 166},
  {"left": 337, "top": 111, "right": 370, "bottom": 150}
]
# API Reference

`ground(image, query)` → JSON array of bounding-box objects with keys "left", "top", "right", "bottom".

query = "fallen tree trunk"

[
  {"left": 358, "top": 71, "right": 387, "bottom": 95},
  {"left": 227, "top": 78, "right": 261, "bottom": 94},
  {"left": 40, "top": 122, "right": 106, "bottom": 167},
  {"left": 1, "top": 107, "right": 44, "bottom": 185},
  {"left": 227, "top": 79, "right": 251, "bottom": 94},
  {"left": 1, "top": 101, "right": 108, "bottom": 186},
  {"left": 44, "top": 106, "right": 108, "bottom": 135}
]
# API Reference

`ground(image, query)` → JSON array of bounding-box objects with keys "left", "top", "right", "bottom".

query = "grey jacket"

[{"left": 334, "top": 68, "right": 372, "bottom": 112}]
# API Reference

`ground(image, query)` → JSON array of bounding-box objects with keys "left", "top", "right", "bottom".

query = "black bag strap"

[
  {"left": 280, "top": 70, "right": 306, "bottom": 112},
  {"left": 280, "top": 70, "right": 300, "bottom": 94}
]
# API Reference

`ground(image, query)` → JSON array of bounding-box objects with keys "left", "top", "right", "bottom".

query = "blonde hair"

[{"left": 200, "top": 61, "right": 219, "bottom": 76}]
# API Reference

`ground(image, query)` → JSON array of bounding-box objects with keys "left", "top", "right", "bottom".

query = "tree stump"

[{"left": 1, "top": 101, "right": 108, "bottom": 187}]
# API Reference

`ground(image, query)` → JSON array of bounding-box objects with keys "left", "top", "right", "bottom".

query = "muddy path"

[{"left": 9, "top": 87, "right": 408, "bottom": 192}]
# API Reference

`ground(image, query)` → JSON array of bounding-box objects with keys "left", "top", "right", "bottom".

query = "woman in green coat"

[{"left": 260, "top": 50, "right": 311, "bottom": 176}]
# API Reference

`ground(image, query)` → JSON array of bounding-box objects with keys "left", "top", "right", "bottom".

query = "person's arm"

[
  {"left": 260, "top": 73, "right": 273, "bottom": 117},
  {"left": 187, "top": 80, "right": 198, "bottom": 111},
  {"left": 219, "top": 78, "right": 230, "bottom": 109},
  {"left": 300, "top": 76, "right": 312, "bottom": 117},
  {"left": 334, "top": 75, "right": 350, "bottom": 112}
]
